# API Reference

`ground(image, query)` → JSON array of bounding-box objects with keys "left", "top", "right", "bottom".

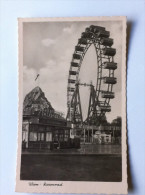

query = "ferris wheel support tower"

[{"left": 66, "top": 25, "right": 117, "bottom": 126}]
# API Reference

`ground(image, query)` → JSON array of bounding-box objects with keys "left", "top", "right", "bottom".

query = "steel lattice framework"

[{"left": 66, "top": 25, "right": 117, "bottom": 125}]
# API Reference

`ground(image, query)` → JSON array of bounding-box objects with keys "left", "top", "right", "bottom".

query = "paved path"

[{"left": 23, "top": 144, "right": 121, "bottom": 155}]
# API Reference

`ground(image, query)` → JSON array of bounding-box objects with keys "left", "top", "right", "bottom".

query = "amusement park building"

[
  {"left": 22, "top": 86, "right": 80, "bottom": 150},
  {"left": 22, "top": 115, "right": 74, "bottom": 150},
  {"left": 22, "top": 87, "right": 121, "bottom": 151}
]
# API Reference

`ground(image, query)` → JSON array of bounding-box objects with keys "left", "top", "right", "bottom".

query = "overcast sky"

[{"left": 23, "top": 20, "right": 122, "bottom": 122}]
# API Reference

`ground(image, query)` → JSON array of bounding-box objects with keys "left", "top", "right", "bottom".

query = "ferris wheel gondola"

[{"left": 66, "top": 25, "right": 117, "bottom": 125}]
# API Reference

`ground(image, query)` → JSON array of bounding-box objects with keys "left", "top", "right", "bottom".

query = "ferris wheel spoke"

[{"left": 66, "top": 25, "right": 118, "bottom": 125}]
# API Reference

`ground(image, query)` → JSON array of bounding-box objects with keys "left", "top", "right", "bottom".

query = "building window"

[
  {"left": 37, "top": 132, "right": 45, "bottom": 141},
  {"left": 22, "top": 131, "right": 27, "bottom": 141},
  {"left": 46, "top": 132, "right": 52, "bottom": 142},
  {"left": 22, "top": 124, "right": 29, "bottom": 131},
  {"left": 64, "top": 134, "right": 68, "bottom": 141},
  {"left": 65, "top": 130, "right": 69, "bottom": 135},
  {"left": 54, "top": 134, "right": 58, "bottom": 141},
  {"left": 38, "top": 133, "right": 41, "bottom": 141},
  {"left": 59, "top": 134, "right": 64, "bottom": 141},
  {"left": 41, "top": 133, "right": 44, "bottom": 141},
  {"left": 29, "top": 132, "right": 37, "bottom": 141}
]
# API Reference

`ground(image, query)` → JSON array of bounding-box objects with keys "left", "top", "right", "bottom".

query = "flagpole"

[{"left": 35, "top": 74, "right": 40, "bottom": 87}]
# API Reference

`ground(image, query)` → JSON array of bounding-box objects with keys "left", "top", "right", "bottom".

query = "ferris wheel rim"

[{"left": 67, "top": 25, "right": 117, "bottom": 123}]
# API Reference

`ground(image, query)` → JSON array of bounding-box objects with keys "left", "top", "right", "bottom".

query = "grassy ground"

[{"left": 20, "top": 154, "right": 122, "bottom": 181}]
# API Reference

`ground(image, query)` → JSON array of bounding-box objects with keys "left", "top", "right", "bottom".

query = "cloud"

[
  {"left": 41, "top": 38, "right": 55, "bottom": 47},
  {"left": 45, "top": 59, "right": 56, "bottom": 67},
  {"left": 23, "top": 21, "right": 123, "bottom": 121}
]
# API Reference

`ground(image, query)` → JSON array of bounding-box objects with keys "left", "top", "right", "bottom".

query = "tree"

[{"left": 111, "top": 116, "right": 122, "bottom": 126}]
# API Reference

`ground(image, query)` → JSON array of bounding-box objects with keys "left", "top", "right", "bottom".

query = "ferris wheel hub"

[{"left": 66, "top": 25, "right": 118, "bottom": 126}]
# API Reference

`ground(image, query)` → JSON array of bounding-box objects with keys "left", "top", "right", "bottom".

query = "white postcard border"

[{"left": 16, "top": 16, "right": 127, "bottom": 194}]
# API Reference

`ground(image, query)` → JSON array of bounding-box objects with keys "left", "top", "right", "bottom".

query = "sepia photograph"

[{"left": 16, "top": 17, "right": 127, "bottom": 194}]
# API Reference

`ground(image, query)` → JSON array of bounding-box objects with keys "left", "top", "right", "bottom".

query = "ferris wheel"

[{"left": 66, "top": 25, "right": 117, "bottom": 125}]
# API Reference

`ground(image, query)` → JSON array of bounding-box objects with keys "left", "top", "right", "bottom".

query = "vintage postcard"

[{"left": 16, "top": 16, "right": 127, "bottom": 194}]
